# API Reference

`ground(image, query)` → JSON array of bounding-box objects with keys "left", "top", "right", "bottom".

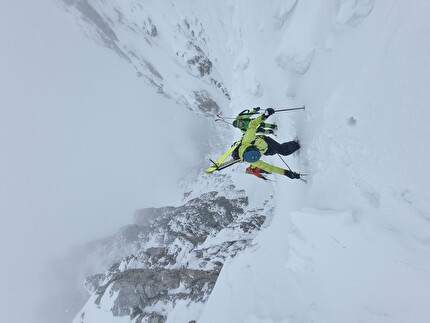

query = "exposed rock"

[
  {"left": 193, "top": 90, "right": 221, "bottom": 115},
  {"left": 62, "top": 0, "right": 128, "bottom": 61},
  {"left": 72, "top": 186, "right": 274, "bottom": 322},
  {"left": 93, "top": 268, "right": 219, "bottom": 317},
  {"left": 56, "top": 3, "right": 274, "bottom": 322},
  {"left": 60, "top": 0, "right": 229, "bottom": 115},
  {"left": 84, "top": 273, "right": 103, "bottom": 294},
  {"left": 186, "top": 42, "right": 213, "bottom": 77},
  {"left": 144, "top": 17, "right": 158, "bottom": 37}
]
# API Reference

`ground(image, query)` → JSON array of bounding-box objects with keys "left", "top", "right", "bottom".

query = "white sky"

[{"left": 0, "top": 0, "right": 205, "bottom": 321}]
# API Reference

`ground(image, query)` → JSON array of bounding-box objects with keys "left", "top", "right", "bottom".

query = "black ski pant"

[{"left": 263, "top": 136, "right": 300, "bottom": 156}]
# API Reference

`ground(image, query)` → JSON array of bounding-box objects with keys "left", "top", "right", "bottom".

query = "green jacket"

[
  {"left": 238, "top": 115, "right": 286, "bottom": 175},
  {"left": 233, "top": 108, "right": 275, "bottom": 133}
]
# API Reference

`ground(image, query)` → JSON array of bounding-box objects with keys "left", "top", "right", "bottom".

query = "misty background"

[{"left": 0, "top": 1, "right": 206, "bottom": 322}]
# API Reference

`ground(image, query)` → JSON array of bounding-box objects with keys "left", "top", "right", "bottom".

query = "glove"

[
  {"left": 250, "top": 107, "right": 260, "bottom": 115},
  {"left": 262, "top": 108, "right": 275, "bottom": 119},
  {"left": 292, "top": 172, "right": 301, "bottom": 179},
  {"left": 284, "top": 170, "right": 301, "bottom": 179},
  {"left": 270, "top": 124, "right": 278, "bottom": 130}
]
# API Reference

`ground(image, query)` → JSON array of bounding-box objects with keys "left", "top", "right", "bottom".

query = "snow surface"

[
  {"left": 4, "top": 0, "right": 430, "bottom": 322},
  {"left": 69, "top": 0, "right": 430, "bottom": 321},
  {"left": 199, "top": 1, "right": 430, "bottom": 322},
  {"left": 63, "top": 0, "right": 430, "bottom": 321}
]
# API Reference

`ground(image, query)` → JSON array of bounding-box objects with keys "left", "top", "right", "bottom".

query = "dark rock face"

[
  {"left": 186, "top": 42, "right": 213, "bottom": 77},
  {"left": 73, "top": 187, "right": 274, "bottom": 322},
  {"left": 92, "top": 268, "right": 218, "bottom": 322},
  {"left": 193, "top": 90, "right": 221, "bottom": 115}
]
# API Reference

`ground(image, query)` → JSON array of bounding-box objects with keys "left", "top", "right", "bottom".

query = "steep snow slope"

[
  {"left": 1, "top": 1, "right": 211, "bottom": 323},
  {"left": 60, "top": 0, "right": 232, "bottom": 115},
  {"left": 201, "top": 1, "right": 430, "bottom": 322},
  {"left": 56, "top": 0, "right": 430, "bottom": 322}
]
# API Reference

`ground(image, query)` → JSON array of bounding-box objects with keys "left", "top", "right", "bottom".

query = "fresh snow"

[
  {"left": 4, "top": 0, "right": 430, "bottom": 322},
  {"left": 68, "top": 0, "right": 430, "bottom": 321},
  {"left": 199, "top": 1, "right": 430, "bottom": 323}
]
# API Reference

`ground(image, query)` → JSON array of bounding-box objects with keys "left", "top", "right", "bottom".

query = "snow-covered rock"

[
  {"left": 68, "top": 182, "right": 272, "bottom": 322},
  {"left": 59, "top": 0, "right": 230, "bottom": 115},
  {"left": 54, "top": 1, "right": 430, "bottom": 322}
]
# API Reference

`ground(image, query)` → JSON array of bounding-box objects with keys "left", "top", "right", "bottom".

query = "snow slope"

[
  {"left": 200, "top": 1, "right": 430, "bottom": 322},
  {"left": 47, "top": 0, "right": 430, "bottom": 322}
]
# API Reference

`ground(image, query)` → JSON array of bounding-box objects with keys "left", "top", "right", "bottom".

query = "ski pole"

[
  {"left": 273, "top": 105, "right": 305, "bottom": 113},
  {"left": 276, "top": 153, "right": 306, "bottom": 182},
  {"left": 214, "top": 105, "right": 305, "bottom": 121},
  {"left": 214, "top": 114, "right": 234, "bottom": 124},
  {"left": 276, "top": 154, "right": 292, "bottom": 171},
  {"left": 232, "top": 105, "right": 305, "bottom": 117},
  {"left": 215, "top": 109, "right": 303, "bottom": 119}
]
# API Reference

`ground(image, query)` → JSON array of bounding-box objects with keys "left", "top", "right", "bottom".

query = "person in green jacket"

[
  {"left": 231, "top": 108, "right": 301, "bottom": 179},
  {"left": 232, "top": 107, "right": 278, "bottom": 135}
]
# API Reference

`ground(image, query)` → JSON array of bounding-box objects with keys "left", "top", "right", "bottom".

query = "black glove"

[
  {"left": 262, "top": 108, "right": 275, "bottom": 119},
  {"left": 292, "top": 172, "right": 301, "bottom": 179},
  {"left": 284, "top": 170, "right": 301, "bottom": 179},
  {"left": 270, "top": 124, "right": 278, "bottom": 130},
  {"left": 254, "top": 107, "right": 261, "bottom": 111}
]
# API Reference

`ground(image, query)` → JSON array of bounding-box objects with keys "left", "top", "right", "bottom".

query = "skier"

[
  {"left": 231, "top": 108, "right": 301, "bottom": 179},
  {"left": 233, "top": 107, "right": 278, "bottom": 135}
]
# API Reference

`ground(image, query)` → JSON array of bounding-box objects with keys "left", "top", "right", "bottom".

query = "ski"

[
  {"left": 214, "top": 158, "right": 241, "bottom": 171},
  {"left": 204, "top": 142, "right": 241, "bottom": 174}
]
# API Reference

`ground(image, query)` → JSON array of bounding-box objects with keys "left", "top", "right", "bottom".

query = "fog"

[{"left": 0, "top": 1, "right": 206, "bottom": 322}]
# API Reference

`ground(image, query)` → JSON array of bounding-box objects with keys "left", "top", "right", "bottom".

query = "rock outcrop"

[{"left": 73, "top": 186, "right": 273, "bottom": 322}]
